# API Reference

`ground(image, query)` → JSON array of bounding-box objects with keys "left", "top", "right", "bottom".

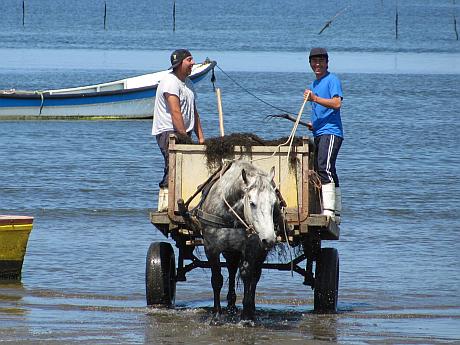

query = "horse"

[{"left": 197, "top": 159, "right": 279, "bottom": 324}]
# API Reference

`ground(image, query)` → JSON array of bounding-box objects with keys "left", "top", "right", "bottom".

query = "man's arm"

[
  {"left": 165, "top": 93, "right": 187, "bottom": 135},
  {"left": 304, "top": 90, "right": 342, "bottom": 110},
  {"left": 193, "top": 103, "right": 205, "bottom": 144}
]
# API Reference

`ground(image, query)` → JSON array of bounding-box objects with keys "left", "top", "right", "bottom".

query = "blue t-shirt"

[{"left": 310, "top": 72, "right": 343, "bottom": 138}]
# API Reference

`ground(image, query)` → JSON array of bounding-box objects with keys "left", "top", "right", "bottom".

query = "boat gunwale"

[
  {"left": 0, "top": 61, "right": 216, "bottom": 101},
  {"left": 0, "top": 216, "right": 34, "bottom": 226}
]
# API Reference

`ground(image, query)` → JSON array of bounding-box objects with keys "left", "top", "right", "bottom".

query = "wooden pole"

[
  {"left": 104, "top": 2, "right": 107, "bottom": 30},
  {"left": 455, "top": 15, "right": 459, "bottom": 40},
  {"left": 172, "top": 1, "right": 176, "bottom": 32},
  {"left": 22, "top": 1, "right": 25, "bottom": 26},
  {"left": 216, "top": 88, "right": 224, "bottom": 137}
]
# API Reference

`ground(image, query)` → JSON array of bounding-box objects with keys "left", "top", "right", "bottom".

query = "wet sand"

[{"left": 1, "top": 280, "right": 458, "bottom": 344}]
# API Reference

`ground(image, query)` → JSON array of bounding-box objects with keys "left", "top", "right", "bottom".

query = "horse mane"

[
  {"left": 201, "top": 160, "right": 274, "bottom": 224},
  {"left": 228, "top": 160, "right": 272, "bottom": 195}
]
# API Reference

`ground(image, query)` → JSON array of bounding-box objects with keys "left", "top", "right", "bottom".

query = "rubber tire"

[
  {"left": 145, "top": 242, "right": 176, "bottom": 306},
  {"left": 314, "top": 247, "right": 339, "bottom": 313}
]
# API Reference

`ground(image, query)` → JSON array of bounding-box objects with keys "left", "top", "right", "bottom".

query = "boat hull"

[
  {"left": 0, "top": 90, "right": 155, "bottom": 119},
  {"left": 0, "top": 216, "right": 34, "bottom": 280},
  {"left": 0, "top": 61, "right": 216, "bottom": 120}
]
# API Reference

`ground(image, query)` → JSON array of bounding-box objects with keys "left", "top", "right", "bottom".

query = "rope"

[
  {"left": 210, "top": 68, "right": 216, "bottom": 92},
  {"left": 251, "top": 92, "right": 309, "bottom": 174},
  {"left": 209, "top": 90, "right": 312, "bottom": 260},
  {"left": 215, "top": 65, "right": 295, "bottom": 115},
  {"left": 220, "top": 159, "right": 254, "bottom": 233},
  {"left": 36, "top": 91, "right": 45, "bottom": 115},
  {"left": 253, "top": 94, "right": 309, "bottom": 268}
]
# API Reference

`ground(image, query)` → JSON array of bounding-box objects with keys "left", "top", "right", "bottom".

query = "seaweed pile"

[{"left": 204, "top": 133, "right": 304, "bottom": 171}]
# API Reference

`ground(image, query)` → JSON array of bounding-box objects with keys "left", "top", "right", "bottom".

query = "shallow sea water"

[
  {"left": 1, "top": 69, "right": 459, "bottom": 343},
  {"left": 1, "top": 0, "right": 460, "bottom": 343}
]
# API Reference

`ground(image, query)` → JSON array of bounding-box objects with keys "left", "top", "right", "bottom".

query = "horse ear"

[
  {"left": 269, "top": 166, "right": 275, "bottom": 181},
  {"left": 242, "top": 168, "right": 248, "bottom": 185}
]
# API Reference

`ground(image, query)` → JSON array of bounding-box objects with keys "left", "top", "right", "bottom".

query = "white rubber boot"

[
  {"left": 157, "top": 187, "right": 169, "bottom": 212},
  {"left": 321, "top": 183, "right": 336, "bottom": 221},
  {"left": 335, "top": 186, "right": 342, "bottom": 225}
]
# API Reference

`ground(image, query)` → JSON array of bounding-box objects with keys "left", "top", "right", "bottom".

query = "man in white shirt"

[{"left": 152, "top": 49, "right": 205, "bottom": 211}]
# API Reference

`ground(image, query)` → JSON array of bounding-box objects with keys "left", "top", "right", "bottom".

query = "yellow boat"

[{"left": 0, "top": 215, "right": 34, "bottom": 279}]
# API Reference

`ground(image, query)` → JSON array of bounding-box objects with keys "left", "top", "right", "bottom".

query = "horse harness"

[{"left": 189, "top": 162, "right": 286, "bottom": 235}]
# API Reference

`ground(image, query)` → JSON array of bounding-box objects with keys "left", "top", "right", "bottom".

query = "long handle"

[{"left": 216, "top": 87, "right": 225, "bottom": 137}]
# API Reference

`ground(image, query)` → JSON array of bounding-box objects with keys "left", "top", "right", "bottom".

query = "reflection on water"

[
  {"left": 0, "top": 281, "right": 27, "bottom": 316},
  {"left": 0, "top": 280, "right": 459, "bottom": 344}
]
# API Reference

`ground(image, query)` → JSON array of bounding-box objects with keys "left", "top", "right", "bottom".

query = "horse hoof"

[
  {"left": 240, "top": 312, "right": 256, "bottom": 327},
  {"left": 227, "top": 305, "right": 238, "bottom": 315},
  {"left": 238, "top": 319, "right": 256, "bottom": 327},
  {"left": 210, "top": 314, "right": 223, "bottom": 326}
]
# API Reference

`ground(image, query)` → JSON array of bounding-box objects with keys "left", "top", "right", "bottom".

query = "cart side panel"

[
  {"left": 180, "top": 149, "right": 209, "bottom": 208},
  {"left": 159, "top": 136, "right": 338, "bottom": 241},
  {"left": 167, "top": 137, "right": 313, "bottom": 218}
]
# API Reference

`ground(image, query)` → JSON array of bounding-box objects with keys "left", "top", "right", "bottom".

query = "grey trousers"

[{"left": 156, "top": 131, "right": 174, "bottom": 188}]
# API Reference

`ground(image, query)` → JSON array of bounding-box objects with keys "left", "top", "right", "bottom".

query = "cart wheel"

[
  {"left": 314, "top": 247, "right": 339, "bottom": 313},
  {"left": 145, "top": 242, "right": 176, "bottom": 307}
]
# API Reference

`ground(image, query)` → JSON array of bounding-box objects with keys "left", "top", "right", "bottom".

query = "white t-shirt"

[{"left": 151, "top": 72, "right": 197, "bottom": 136}]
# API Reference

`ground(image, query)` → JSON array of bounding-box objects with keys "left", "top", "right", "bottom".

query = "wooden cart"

[{"left": 148, "top": 135, "right": 340, "bottom": 312}]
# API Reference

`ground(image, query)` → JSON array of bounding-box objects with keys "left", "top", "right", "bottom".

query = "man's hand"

[
  {"left": 305, "top": 89, "right": 342, "bottom": 110},
  {"left": 304, "top": 89, "right": 316, "bottom": 102},
  {"left": 165, "top": 93, "right": 187, "bottom": 135}
]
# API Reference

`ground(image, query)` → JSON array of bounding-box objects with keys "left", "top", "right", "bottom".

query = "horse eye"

[{"left": 250, "top": 201, "right": 256, "bottom": 208}]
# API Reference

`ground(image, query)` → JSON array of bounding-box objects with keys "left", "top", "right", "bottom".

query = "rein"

[
  {"left": 193, "top": 161, "right": 285, "bottom": 237},
  {"left": 193, "top": 162, "right": 261, "bottom": 235},
  {"left": 194, "top": 183, "right": 255, "bottom": 234},
  {"left": 222, "top": 192, "right": 255, "bottom": 234}
]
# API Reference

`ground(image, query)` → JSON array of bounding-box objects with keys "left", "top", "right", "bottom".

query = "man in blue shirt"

[{"left": 304, "top": 48, "right": 343, "bottom": 224}]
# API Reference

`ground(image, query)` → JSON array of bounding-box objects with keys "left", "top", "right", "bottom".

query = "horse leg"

[
  {"left": 240, "top": 236, "right": 267, "bottom": 322},
  {"left": 208, "top": 253, "right": 224, "bottom": 325},
  {"left": 240, "top": 261, "right": 256, "bottom": 321},
  {"left": 223, "top": 252, "right": 239, "bottom": 315}
]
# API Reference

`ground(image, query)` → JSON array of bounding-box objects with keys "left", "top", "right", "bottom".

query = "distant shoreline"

[{"left": 1, "top": 48, "right": 460, "bottom": 75}]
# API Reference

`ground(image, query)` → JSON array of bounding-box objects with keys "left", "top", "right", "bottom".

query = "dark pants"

[
  {"left": 156, "top": 131, "right": 174, "bottom": 188},
  {"left": 156, "top": 131, "right": 192, "bottom": 188},
  {"left": 314, "top": 134, "right": 343, "bottom": 187}
]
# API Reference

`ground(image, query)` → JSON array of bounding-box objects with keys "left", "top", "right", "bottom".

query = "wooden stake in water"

[
  {"left": 454, "top": 15, "right": 459, "bottom": 40},
  {"left": 173, "top": 1, "right": 176, "bottom": 32},
  {"left": 22, "top": 1, "right": 25, "bottom": 26},
  {"left": 395, "top": 4, "right": 399, "bottom": 39},
  {"left": 104, "top": 1, "right": 107, "bottom": 30},
  {"left": 453, "top": 0, "right": 459, "bottom": 40}
]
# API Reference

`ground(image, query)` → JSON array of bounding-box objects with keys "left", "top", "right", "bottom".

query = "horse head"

[{"left": 241, "top": 165, "right": 277, "bottom": 250}]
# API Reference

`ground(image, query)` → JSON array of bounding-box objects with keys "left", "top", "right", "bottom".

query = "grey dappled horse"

[{"left": 199, "top": 160, "right": 278, "bottom": 324}]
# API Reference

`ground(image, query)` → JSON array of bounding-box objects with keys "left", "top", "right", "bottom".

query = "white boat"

[{"left": 0, "top": 59, "right": 216, "bottom": 120}]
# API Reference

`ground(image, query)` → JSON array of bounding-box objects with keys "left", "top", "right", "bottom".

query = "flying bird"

[{"left": 318, "top": 6, "right": 349, "bottom": 35}]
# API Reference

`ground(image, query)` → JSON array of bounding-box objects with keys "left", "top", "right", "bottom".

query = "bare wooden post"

[
  {"left": 104, "top": 2, "right": 107, "bottom": 30},
  {"left": 455, "top": 15, "right": 459, "bottom": 40},
  {"left": 22, "top": 1, "right": 25, "bottom": 26},
  {"left": 216, "top": 88, "right": 224, "bottom": 137},
  {"left": 172, "top": 1, "right": 176, "bottom": 32}
]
